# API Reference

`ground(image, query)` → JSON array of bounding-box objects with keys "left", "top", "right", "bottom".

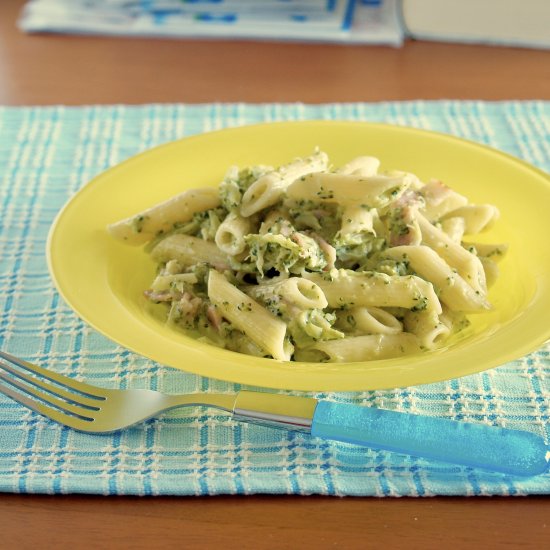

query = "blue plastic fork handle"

[{"left": 311, "top": 401, "right": 549, "bottom": 476}]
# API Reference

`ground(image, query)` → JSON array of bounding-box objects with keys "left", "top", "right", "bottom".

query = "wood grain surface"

[
  {"left": 2, "top": 0, "right": 550, "bottom": 105},
  {"left": 2, "top": 493, "right": 549, "bottom": 549},
  {"left": 1, "top": 1, "right": 549, "bottom": 548}
]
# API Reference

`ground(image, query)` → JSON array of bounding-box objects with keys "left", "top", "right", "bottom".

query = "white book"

[{"left": 401, "top": 0, "right": 550, "bottom": 49}]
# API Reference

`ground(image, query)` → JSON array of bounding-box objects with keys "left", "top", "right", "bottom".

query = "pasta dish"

[{"left": 107, "top": 151, "right": 506, "bottom": 362}]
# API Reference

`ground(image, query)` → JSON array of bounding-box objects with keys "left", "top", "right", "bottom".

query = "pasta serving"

[{"left": 107, "top": 150, "right": 506, "bottom": 363}]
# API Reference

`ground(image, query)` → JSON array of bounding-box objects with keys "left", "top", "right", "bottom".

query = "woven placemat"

[{"left": 0, "top": 101, "right": 548, "bottom": 496}]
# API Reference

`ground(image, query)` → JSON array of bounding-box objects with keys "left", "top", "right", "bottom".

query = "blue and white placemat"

[{"left": 0, "top": 101, "right": 548, "bottom": 496}]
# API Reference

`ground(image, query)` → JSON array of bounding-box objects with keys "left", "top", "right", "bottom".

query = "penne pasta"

[
  {"left": 245, "top": 277, "right": 328, "bottom": 311},
  {"left": 208, "top": 270, "right": 291, "bottom": 361},
  {"left": 286, "top": 172, "right": 413, "bottom": 208},
  {"left": 442, "top": 204, "right": 500, "bottom": 234},
  {"left": 420, "top": 179, "right": 468, "bottom": 221},
  {"left": 151, "top": 234, "right": 230, "bottom": 270},
  {"left": 336, "top": 205, "right": 376, "bottom": 245},
  {"left": 479, "top": 258, "right": 500, "bottom": 288},
  {"left": 383, "top": 245, "right": 490, "bottom": 312},
  {"left": 440, "top": 216, "right": 466, "bottom": 243},
  {"left": 240, "top": 150, "right": 328, "bottom": 217},
  {"left": 109, "top": 151, "right": 505, "bottom": 364},
  {"left": 417, "top": 212, "right": 487, "bottom": 294},
  {"left": 308, "top": 333, "right": 421, "bottom": 362},
  {"left": 466, "top": 242, "right": 508, "bottom": 261},
  {"left": 336, "top": 156, "right": 380, "bottom": 177},
  {"left": 336, "top": 306, "right": 403, "bottom": 335},
  {"left": 304, "top": 269, "right": 442, "bottom": 314},
  {"left": 403, "top": 309, "right": 450, "bottom": 349},
  {"left": 215, "top": 212, "right": 253, "bottom": 256},
  {"left": 108, "top": 188, "right": 220, "bottom": 245}
]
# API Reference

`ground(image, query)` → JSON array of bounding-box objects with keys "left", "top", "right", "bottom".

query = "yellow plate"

[{"left": 47, "top": 121, "right": 550, "bottom": 391}]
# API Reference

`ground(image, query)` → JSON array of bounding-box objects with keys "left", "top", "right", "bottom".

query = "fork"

[{"left": 0, "top": 349, "right": 548, "bottom": 476}]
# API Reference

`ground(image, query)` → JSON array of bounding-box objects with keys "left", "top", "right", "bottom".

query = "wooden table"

[{"left": 1, "top": 1, "right": 549, "bottom": 548}]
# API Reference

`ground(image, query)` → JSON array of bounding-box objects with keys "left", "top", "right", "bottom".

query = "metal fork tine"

[
  {"left": 0, "top": 360, "right": 102, "bottom": 409},
  {"left": 0, "top": 381, "right": 95, "bottom": 431},
  {"left": 0, "top": 371, "right": 97, "bottom": 420},
  {"left": 0, "top": 350, "right": 108, "bottom": 397}
]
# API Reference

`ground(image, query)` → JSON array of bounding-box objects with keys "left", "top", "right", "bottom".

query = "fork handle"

[{"left": 311, "top": 401, "right": 549, "bottom": 476}]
